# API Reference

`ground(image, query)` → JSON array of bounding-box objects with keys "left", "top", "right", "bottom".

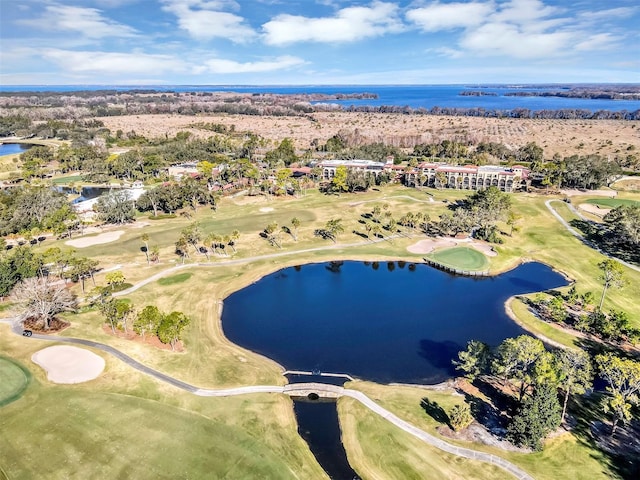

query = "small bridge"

[
  {"left": 283, "top": 370, "right": 355, "bottom": 381},
  {"left": 283, "top": 382, "right": 345, "bottom": 399}
]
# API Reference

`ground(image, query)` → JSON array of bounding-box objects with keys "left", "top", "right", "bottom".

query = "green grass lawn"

[
  {"left": 0, "top": 357, "right": 30, "bottom": 407},
  {"left": 11, "top": 184, "right": 640, "bottom": 479},
  {"left": 346, "top": 382, "right": 617, "bottom": 480},
  {"left": 428, "top": 246, "right": 489, "bottom": 271},
  {"left": 51, "top": 174, "right": 84, "bottom": 185},
  {"left": 157, "top": 272, "right": 193, "bottom": 285},
  {"left": 339, "top": 397, "right": 507, "bottom": 480},
  {"left": 585, "top": 198, "right": 640, "bottom": 208},
  {"left": 0, "top": 331, "right": 327, "bottom": 480}
]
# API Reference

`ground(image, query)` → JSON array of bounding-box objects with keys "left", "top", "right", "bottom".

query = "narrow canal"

[{"left": 222, "top": 261, "right": 569, "bottom": 477}]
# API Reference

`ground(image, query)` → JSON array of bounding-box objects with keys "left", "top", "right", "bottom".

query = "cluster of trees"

[
  {"left": 529, "top": 260, "right": 638, "bottom": 344},
  {"left": 325, "top": 166, "right": 392, "bottom": 194},
  {"left": 0, "top": 186, "right": 74, "bottom": 237},
  {"left": 598, "top": 205, "right": 640, "bottom": 263},
  {"left": 0, "top": 245, "right": 99, "bottom": 298},
  {"left": 137, "top": 174, "right": 223, "bottom": 218},
  {"left": 454, "top": 335, "right": 640, "bottom": 449},
  {"left": 175, "top": 222, "right": 240, "bottom": 262},
  {"left": 436, "top": 186, "right": 513, "bottom": 242},
  {"left": 98, "top": 298, "right": 190, "bottom": 351}
]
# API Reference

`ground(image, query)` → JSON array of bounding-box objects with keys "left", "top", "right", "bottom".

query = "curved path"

[
  {"left": 545, "top": 200, "right": 640, "bottom": 273},
  {"left": 2, "top": 319, "right": 532, "bottom": 480},
  {"left": 114, "top": 235, "right": 404, "bottom": 297}
]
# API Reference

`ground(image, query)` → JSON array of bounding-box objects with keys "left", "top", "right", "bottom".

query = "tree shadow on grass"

[{"left": 421, "top": 398, "right": 451, "bottom": 428}]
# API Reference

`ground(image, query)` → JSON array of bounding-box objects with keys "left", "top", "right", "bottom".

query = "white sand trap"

[
  {"left": 579, "top": 203, "right": 610, "bottom": 217},
  {"left": 32, "top": 345, "right": 105, "bottom": 384},
  {"left": 66, "top": 230, "right": 124, "bottom": 248},
  {"left": 259, "top": 207, "right": 274, "bottom": 213},
  {"left": 408, "top": 237, "right": 497, "bottom": 257},
  {"left": 407, "top": 238, "right": 456, "bottom": 254}
]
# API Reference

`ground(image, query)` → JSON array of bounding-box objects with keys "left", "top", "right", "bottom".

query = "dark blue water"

[
  {"left": 222, "top": 261, "right": 568, "bottom": 385},
  {"left": 0, "top": 143, "right": 32, "bottom": 157},
  {"left": 1, "top": 85, "right": 638, "bottom": 112},
  {"left": 293, "top": 400, "right": 360, "bottom": 480}
]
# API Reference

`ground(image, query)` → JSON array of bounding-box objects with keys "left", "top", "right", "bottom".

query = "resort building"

[
  {"left": 318, "top": 159, "right": 391, "bottom": 180},
  {"left": 405, "top": 162, "right": 529, "bottom": 192}
]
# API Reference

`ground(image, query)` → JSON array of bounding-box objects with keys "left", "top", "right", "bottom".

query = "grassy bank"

[
  {"left": 345, "top": 382, "right": 616, "bottom": 480},
  {"left": 0, "top": 329, "right": 327, "bottom": 480}
]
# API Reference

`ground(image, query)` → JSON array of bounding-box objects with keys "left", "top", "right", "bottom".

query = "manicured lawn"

[
  {"left": 339, "top": 397, "right": 507, "bottom": 480},
  {"left": 346, "top": 382, "right": 617, "bottom": 480},
  {"left": 0, "top": 357, "right": 30, "bottom": 407},
  {"left": 51, "top": 174, "right": 84, "bottom": 185},
  {"left": 428, "top": 246, "right": 489, "bottom": 271},
  {"left": 157, "top": 272, "right": 192, "bottom": 285},
  {"left": 13, "top": 184, "right": 639, "bottom": 480},
  {"left": 585, "top": 198, "right": 639, "bottom": 208},
  {"left": 0, "top": 331, "right": 327, "bottom": 480}
]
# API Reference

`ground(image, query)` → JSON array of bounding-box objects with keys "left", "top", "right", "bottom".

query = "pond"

[
  {"left": 222, "top": 260, "right": 568, "bottom": 478},
  {"left": 0, "top": 143, "right": 32, "bottom": 157},
  {"left": 222, "top": 261, "right": 568, "bottom": 385}
]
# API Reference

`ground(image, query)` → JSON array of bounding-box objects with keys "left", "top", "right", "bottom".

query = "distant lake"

[
  {"left": 1, "top": 85, "right": 638, "bottom": 112},
  {"left": 222, "top": 261, "right": 568, "bottom": 385},
  {"left": 0, "top": 143, "right": 32, "bottom": 157}
]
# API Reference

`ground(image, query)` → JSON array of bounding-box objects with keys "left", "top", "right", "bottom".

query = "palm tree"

[
  {"left": 141, "top": 233, "right": 150, "bottom": 265},
  {"left": 175, "top": 237, "right": 189, "bottom": 264},
  {"left": 229, "top": 229, "right": 240, "bottom": 253},
  {"left": 291, "top": 217, "right": 301, "bottom": 241},
  {"left": 325, "top": 218, "right": 344, "bottom": 243}
]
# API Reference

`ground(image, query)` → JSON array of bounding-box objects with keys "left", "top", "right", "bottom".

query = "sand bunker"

[
  {"left": 66, "top": 230, "right": 124, "bottom": 248},
  {"left": 259, "top": 207, "right": 274, "bottom": 213},
  {"left": 408, "top": 237, "right": 497, "bottom": 257},
  {"left": 408, "top": 238, "right": 456, "bottom": 254},
  {"left": 578, "top": 203, "right": 611, "bottom": 217},
  {"left": 32, "top": 345, "right": 105, "bottom": 384}
]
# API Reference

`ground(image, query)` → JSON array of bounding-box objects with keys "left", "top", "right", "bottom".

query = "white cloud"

[
  {"left": 428, "top": 47, "right": 465, "bottom": 59},
  {"left": 575, "top": 33, "right": 621, "bottom": 52},
  {"left": 18, "top": 3, "right": 138, "bottom": 39},
  {"left": 406, "top": 2, "right": 494, "bottom": 32},
  {"left": 200, "top": 55, "right": 305, "bottom": 73},
  {"left": 262, "top": 1, "right": 403, "bottom": 45},
  {"left": 41, "top": 49, "right": 186, "bottom": 75},
  {"left": 578, "top": 7, "right": 638, "bottom": 21},
  {"left": 161, "top": 0, "right": 256, "bottom": 42},
  {"left": 460, "top": 21, "right": 573, "bottom": 59},
  {"left": 490, "top": 0, "right": 560, "bottom": 24}
]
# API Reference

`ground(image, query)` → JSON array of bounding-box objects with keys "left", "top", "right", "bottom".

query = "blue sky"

[{"left": 1, "top": 0, "right": 638, "bottom": 85}]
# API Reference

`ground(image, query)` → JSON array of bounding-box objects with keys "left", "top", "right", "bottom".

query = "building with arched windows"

[{"left": 405, "top": 162, "right": 529, "bottom": 192}]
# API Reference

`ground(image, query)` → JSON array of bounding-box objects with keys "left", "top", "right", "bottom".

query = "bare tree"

[{"left": 11, "top": 277, "right": 77, "bottom": 330}]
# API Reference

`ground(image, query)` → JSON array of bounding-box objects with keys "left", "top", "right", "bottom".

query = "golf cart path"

[
  {"left": 545, "top": 200, "right": 640, "bottom": 274},
  {"left": 2, "top": 318, "right": 532, "bottom": 480}
]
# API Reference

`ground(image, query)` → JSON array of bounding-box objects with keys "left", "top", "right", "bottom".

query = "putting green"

[
  {"left": 429, "top": 246, "right": 489, "bottom": 271},
  {"left": 0, "top": 357, "right": 30, "bottom": 407},
  {"left": 585, "top": 198, "right": 639, "bottom": 208}
]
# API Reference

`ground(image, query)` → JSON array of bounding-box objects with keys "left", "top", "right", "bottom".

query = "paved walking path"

[
  {"left": 545, "top": 200, "right": 640, "bottom": 274},
  {"left": 114, "top": 235, "right": 403, "bottom": 297},
  {"left": 2, "top": 318, "right": 533, "bottom": 479}
]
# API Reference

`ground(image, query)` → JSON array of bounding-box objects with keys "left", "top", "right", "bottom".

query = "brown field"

[{"left": 98, "top": 112, "right": 640, "bottom": 158}]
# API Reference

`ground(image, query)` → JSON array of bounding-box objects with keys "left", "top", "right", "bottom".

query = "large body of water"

[
  {"left": 1, "top": 85, "right": 638, "bottom": 112},
  {"left": 222, "top": 260, "right": 568, "bottom": 385}
]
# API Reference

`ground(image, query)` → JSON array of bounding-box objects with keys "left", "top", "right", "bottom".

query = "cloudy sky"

[{"left": 1, "top": 0, "right": 638, "bottom": 85}]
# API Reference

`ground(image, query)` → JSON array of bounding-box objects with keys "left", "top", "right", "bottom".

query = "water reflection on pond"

[{"left": 222, "top": 261, "right": 568, "bottom": 384}]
